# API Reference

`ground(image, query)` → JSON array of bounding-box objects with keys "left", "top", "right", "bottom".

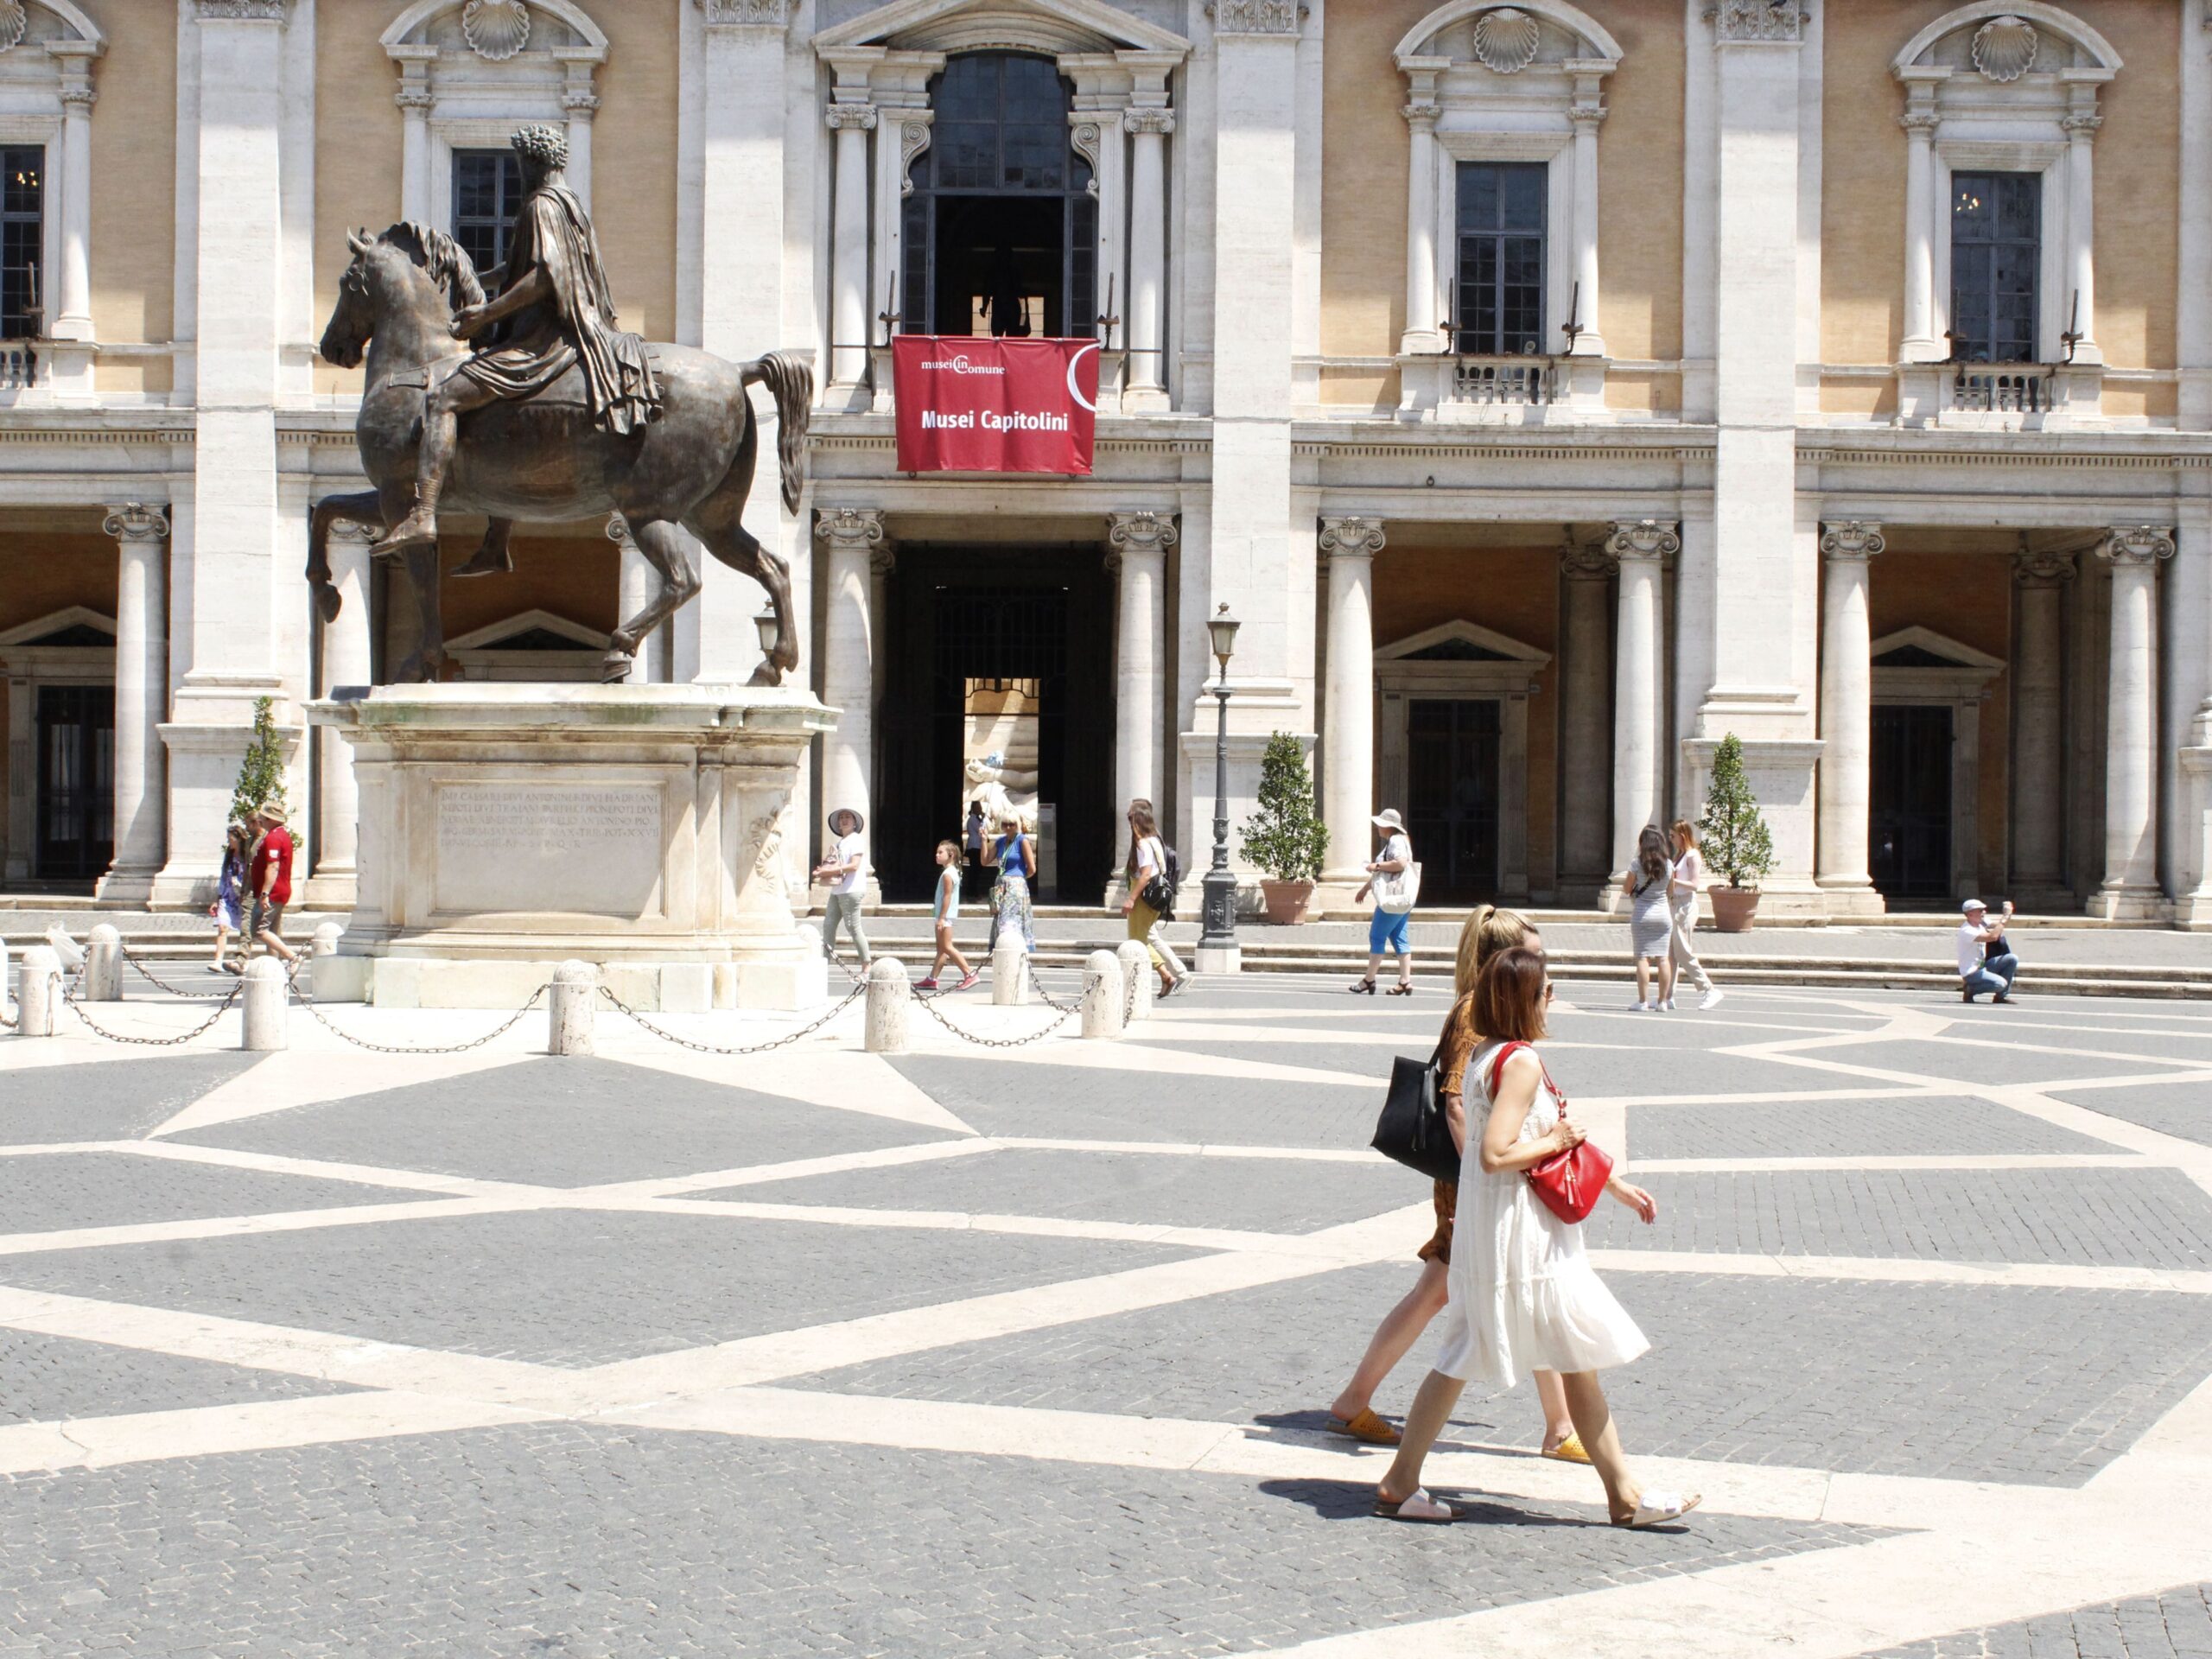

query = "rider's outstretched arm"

[{"left": 456, "top": 265, "right": 554, "bottom": 338}]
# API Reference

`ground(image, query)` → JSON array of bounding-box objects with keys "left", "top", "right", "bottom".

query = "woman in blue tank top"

[{"left": 987, "top": 814, "right": 1037, "bottom": 952}]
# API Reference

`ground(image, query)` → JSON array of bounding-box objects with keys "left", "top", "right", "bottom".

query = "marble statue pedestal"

[{"left": 306, "top": 683, "right": 837, "bottom": 1011}]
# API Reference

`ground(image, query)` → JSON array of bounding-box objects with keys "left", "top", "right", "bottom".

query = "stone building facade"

[{"left": 4, "top": 0, "right": 2211, "bottom": 922}]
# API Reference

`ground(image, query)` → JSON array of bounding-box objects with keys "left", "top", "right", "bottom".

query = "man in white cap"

[{"left": 1956, "top": 898, "right": 2017, "bottom": 1003}]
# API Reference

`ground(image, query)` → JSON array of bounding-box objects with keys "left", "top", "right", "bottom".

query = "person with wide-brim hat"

[
  {"left": 811, "top": 807, "right": 874, "bottom": 969},
  {"left": 1351, "top": 808, "right": 1416, "bottom": 995}
]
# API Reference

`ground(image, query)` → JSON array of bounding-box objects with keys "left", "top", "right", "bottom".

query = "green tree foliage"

[
  {"left": 1239, "top": 732, "right": 1329, "bottom": 883},
  {"left": 228, "top": 696, "right": 288, "bottom": 825},
  {"left": 1699, "top": 733, "right": 1775, "bottom": 889}
]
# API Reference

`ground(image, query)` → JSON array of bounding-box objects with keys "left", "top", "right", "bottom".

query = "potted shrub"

[
  {"left": 1699, "top": 733, "right": 1775, "bottom": 932},
  {"left": 1241, "top": 732, "right": 1329, "bottom": 925}
]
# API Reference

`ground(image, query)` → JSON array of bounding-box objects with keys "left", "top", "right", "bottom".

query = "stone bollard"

[
  {"left": 240, "top": 957, "right": 288, "bottom": 1051},
  {"left": 866, "top": 957, "right": 910, "bottom": 1054},
  {"left": 990, "top": 936, "right": 1029, "bottom": 1007},
  {"left": 549, "top": 959, "right": 597, "bottom": 1057},
  {"left": 85, "top": 924, "right": 124, "bottom": 1002},
  {"left": 16, "top": 945, "right": 59, "bottom": 1037},
  {"left": 1115, "top": 939, "right": 1153, "bottom": 1023},
  {"left": 313, "top": 921, "right": 344, "bottom": 959},
  {"left": 1081, "top": 949, "right": 1125, "bottom": 1040}
]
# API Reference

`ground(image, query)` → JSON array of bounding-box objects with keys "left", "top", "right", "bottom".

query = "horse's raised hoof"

[{"left": 601, "top": 649, "right": 635, "bottom": 684}]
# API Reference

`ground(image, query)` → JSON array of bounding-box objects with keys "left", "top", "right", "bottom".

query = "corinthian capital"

[
  {"left": 1319, "top": 517, "right": 1386, "bottom": 561},
  {"left": 102, "top": 503, "right": 170, "bottom": 543},
  {"left": 814, "top": 508, "right": 886, "bottom": 550},
  {"left": 1819, "top": 522, "right": 1885, "bottom": 563},
  {"left": 1606, "top": 519, "right": 1680, "bottom": 562},
  {"left": 2100, "top": 526, "right": 2176, "bottom": 567}
]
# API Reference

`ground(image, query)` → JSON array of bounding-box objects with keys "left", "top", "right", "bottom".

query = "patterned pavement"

[{"left": 3, "top": 968, "right": 2211, "bottom": 1656}]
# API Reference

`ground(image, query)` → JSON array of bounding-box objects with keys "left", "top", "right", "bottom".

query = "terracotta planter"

[
  {"left": 1260, "top": 879, "right": 1317, "bottom": 925},
  {"left": 1707, "top": 884, "right": 1760, "bottom": 933}
]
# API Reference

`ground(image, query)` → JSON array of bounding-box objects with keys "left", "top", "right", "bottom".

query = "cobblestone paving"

[
  {"left": 3, "top": 976, "right": 2211, "bottom": 1657},
  {"left": 1863, "top": 1586, "right": 2212, "bottom": 1658}
]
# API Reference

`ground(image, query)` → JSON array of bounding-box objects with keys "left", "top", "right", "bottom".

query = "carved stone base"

[{"left": 307, "top": 683, "right": 837, "bottom": 1008}]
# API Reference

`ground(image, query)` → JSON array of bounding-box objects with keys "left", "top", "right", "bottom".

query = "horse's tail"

[{"left": 743, "top": 350, "right": 812, "bottom": 514}]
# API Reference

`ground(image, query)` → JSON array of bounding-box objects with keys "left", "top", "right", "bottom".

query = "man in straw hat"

[{"left": 247, "top": 805, "right": 301, "bottom": 967}]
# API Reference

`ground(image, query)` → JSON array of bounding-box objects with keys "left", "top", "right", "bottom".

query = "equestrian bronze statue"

[{"left": 311, "top": 123, "right": 809, "bottom": 684}]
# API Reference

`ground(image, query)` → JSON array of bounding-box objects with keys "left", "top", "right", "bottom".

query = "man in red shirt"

[{"left": 249, "top": 805, "right": 300, "bottom": 965}]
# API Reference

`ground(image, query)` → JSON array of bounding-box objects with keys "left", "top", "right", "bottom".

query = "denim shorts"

[{"left": 1369, "top": 906, "right": 1412, "bottom": 956}]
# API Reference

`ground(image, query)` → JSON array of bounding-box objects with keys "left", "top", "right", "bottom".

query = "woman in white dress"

[{"left": 1374, "top": 945, "right": 1699, "bottom": 1529}]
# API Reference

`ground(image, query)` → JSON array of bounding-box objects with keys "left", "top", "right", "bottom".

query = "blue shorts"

[{"left": 1370, "top": 906, "right": 1412, "bottom": 956}]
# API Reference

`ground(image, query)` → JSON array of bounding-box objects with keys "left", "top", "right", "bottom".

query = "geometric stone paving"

[{"left": 4, "top": 971, "right": 2212, "bottom": 1656}]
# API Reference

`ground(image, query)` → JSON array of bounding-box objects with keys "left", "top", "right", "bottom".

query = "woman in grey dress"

[{"left": 1621, "top": 825, "right": 1676, "bottom": 1012}]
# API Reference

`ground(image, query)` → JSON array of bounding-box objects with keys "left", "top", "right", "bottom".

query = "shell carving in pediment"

[
  {"left": 1471, "top": 7, "right": 1541, "bottom": 74},
  {"left": 462, "top": 0, "right": 532, "bottom": 61},
  {"left": 1971, "top": 15, "right": 2039, "bottom": 82},
  {"left": 0, "top": 3, "right": 27, "bottom": 54}
]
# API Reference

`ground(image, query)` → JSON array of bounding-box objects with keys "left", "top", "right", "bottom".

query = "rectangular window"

[
  {"left": 0, "top": 145, "right": 41, "bottom": 340},
  {"left": 1453, "top": 162, "right": 1546, "bottom": 357},
  {"left": 1949, "top": 170, "right": 2039, "bottom": 364},
  {"left": 451, "top": 149, "right": 524, "bottom": 287}
]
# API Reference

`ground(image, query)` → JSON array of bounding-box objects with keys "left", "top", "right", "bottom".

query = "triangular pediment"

[
  {"left": 816, "top": 0, "right": 1187, "bottom": 57},
  {"left": 1870, "top": 626, "right": 2005, "bottom": 672},
  {"left": 1376, "top": 620, "right": 1551, "bottom": 667},
  {"left": 0, "top": 605, "right": 114, "bottom": 649},
  {"left": 446, "top": 609, "right": 607, "bottom": 652}
]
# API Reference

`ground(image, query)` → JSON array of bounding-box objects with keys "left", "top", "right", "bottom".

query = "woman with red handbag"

[{"left": 1374, "top": 946, "right": 1698, "bottom": 1529}]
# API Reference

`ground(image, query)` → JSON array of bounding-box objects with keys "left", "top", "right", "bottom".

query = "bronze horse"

[{"left": 312, "top": 222, "right": 810, "bottom": 683}]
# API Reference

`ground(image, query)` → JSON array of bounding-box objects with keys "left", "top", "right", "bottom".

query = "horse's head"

[{"left": 319, "top": 224, "right": 486, "bottom": 369}]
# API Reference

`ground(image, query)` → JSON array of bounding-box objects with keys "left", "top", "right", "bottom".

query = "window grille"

[
  {"left": 1453, "top": 162, "right": 1546, "bottom": 358},
  {"left": 1949, "top": 170, "right": 2038, "bottom": 365},
  {"left": 0, "top": 145, "right": 41, "bottom": 341},
  {"left": 452, "top": 149, "right": 524, "bottom": 288}
]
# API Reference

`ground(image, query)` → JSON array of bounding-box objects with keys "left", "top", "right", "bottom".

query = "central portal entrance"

[
  {"left": 1870, "top": 703, "right": 1953, "bottom": 904},
  {"left": 1406, "top": 697, "right": 1502, "bottom": 905},
  {"left": 876, "top": 547, "right": 1114, "bottom": 905}
]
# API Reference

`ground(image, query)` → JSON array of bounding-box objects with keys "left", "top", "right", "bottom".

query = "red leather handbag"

[{"left": 1488, "top": 1042, "right": 1614, "bottom": 1224}]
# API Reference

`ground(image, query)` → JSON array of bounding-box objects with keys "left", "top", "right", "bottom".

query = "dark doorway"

[
  {"left": 1406, "top": 698, "right": 1502, "bottom": 905},
  {"left": 901, "top": 53, "right": 1097, "bottom": 340},
  {"left": 35, "top": 683, "right": 112, "bottom": 882},
  {"left": 1871, "top": 703, "right": 1953, "bottom": 903},
  {"left": 876, "top": 548, "right": 1115, "bottom": 905}
]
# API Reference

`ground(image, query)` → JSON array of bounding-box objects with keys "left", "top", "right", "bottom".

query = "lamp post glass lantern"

[
  {"left": 753, "top": 607, "right": 781, "bottom": 658},
  {"left": 1199, "top": 604, "right": 1241, "bottom": 952}
]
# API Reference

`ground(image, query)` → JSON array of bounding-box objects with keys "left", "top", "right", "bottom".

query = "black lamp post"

[{"left": 1198, "top": 603, "right": 1241, "bottom": 960}]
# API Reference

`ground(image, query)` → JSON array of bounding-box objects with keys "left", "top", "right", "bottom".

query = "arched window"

[{"left": 901, "top": 54, "right": 1096, "bottom": 340}]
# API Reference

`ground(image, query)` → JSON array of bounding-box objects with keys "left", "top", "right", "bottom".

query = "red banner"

[{"left": 892, "top": 336, "right": 1099, "bottom": 475}]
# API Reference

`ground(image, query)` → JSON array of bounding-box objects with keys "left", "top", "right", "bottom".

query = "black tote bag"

[{"left": 1370, "top": 1039, "right": 1461, "bottom": 1183}]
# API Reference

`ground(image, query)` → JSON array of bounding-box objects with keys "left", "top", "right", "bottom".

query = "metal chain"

[
  {"left": 912, "top": 984, "right": 1074, "bottom": 1049},
  {"left": 595, "top": 980, "right": 866, "bottom": 1055},
  {"left": 288, "top": 964, "right": 552, "bottom": 1054},
  {"left": 1027, "top": 962, "right": 1081, "bottom": 1013},
  {"left": 121, "top": 943, "right": 241, "bottom": 1000},
  {"left": 63, "top": 976, "right": 243, "bottom": 1046}
]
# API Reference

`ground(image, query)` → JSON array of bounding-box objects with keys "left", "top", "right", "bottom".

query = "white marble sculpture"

[{"left": 963, "top": 752, "right": 1039, "bottom": 834}]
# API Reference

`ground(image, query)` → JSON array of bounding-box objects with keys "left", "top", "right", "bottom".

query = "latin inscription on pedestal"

[{"left": 433, "top": 784, "right": 663, "bottom": 918}]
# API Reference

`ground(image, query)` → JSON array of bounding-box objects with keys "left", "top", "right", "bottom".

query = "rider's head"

[{"left": 510, "top": 123, "right": 569, "bottom": 186}]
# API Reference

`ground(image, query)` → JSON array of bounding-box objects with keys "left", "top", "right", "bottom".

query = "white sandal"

[
  {"left": 1374, "top": 1487, "right": 1459, "bottom": 1523},
  {"left": 1619, "top": 1491, "right": 1701, "bottom": 1529}
]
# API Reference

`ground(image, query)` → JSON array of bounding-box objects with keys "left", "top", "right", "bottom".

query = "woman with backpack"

[{"left": 1122, "top": 799, "right": 1188, "bottom": 999}]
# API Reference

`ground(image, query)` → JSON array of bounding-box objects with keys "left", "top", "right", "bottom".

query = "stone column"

[
  {"left": 563, "top": 83, "right": 599, "bottom": 209},
  {"left": 1400, "top": 92, "right": 1441, "bottom": 355},
  {"left": 1319, "top": 518, "right": 1382, "bottom": 898},
  {"left": 1558, "top": 538, "right": 1615, "bottom": 899},
  {"left": 2063, "top": 99, "right": 2103, "bottom": 364},
  {"left": 1566, "top": 82, "right": 1605, "bottom": 356},
  {"left": 310, "top": 521, "right": 372, "bottom": 899},
  {"left": 2011, "top": 548, "right": 2075, "bottom": 899},
  {"left": 95, "top": 505, "right": 168, "bottom": 903},
  {"left": 608, "top": 515, "right": 665, "bottom": 683},
  {"left": 1816, "top": 522, "right": 1883, "bottom": 910},
  {"left": 1609, "top": 522, "right": 1674, "bottom": 887},
  {"left": 2095, "top": 527, "right": 2173, "bottom": 918},
  {"left": 1899, "top": 110, "right": 1941, "bottom": 360},
  {"left": 817, "top": 509, "right": 884, "bottom": 866},
  {"left": 1109, "top": 512, "right": 1175, "bottom": 883},
  {"left": 1125, "top": 109, "right": 1173, "bottom": 403},
  {"left": 826, "top": 101, "right": 877, "bottom": 399},
  {"left": 392, "top": 51, "right": 435, "bottom": 223},
  {"left": 48, "top": 44, "right": 98, "bottom": 342}
]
